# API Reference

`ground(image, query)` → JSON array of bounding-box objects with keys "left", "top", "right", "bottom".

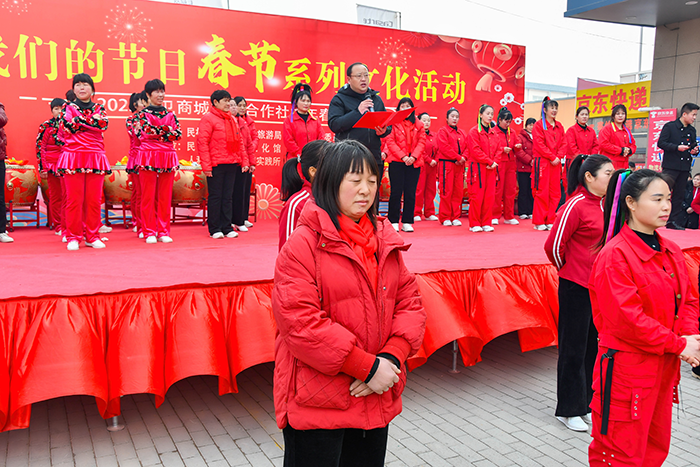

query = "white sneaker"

[
  {"left": 67, "top": 240, "right": 79, "bottom": 251},
  {"left": 491, "top": 218, "right": 499, "bottom": 225},
  {"left": 470, "top": 226, "right": 483, "bottom": 232},
  {"left": 132, "top": 226, "right": 138, "bottom": 233},
  {"left": 235, "top": 225, "right": 248, "bottom": 232},
  {"left": 226, "top": 231, "right": 239, "bottom": 238},
  {"left": 401, "top": 224, "right": 414, "bottom": 232},
  {"left": 556, "top": 416, "right": 588, "bottom": 432},
  {"left": 534, "top": 224, "right": 547, "bottom": 231},
  {"left": 582, "top": 414, "right": 592, "bottom": 424},
  {"left": 62, "top": 236, "right": 67, "bottom": 243},
  {"left": 503, "top": 219, "right": 520, "bottom": 225},
  {"left": 138, "top": 233, "right": 144, "bottom": 239},
  {"left": 519, "top": 214, "right": 529, "bottom": 220},
  {"left": 211, "top": 232, "right": 224, "bottom": 239},
  {"left": 442, "top": 220, "right": 453, "bottom": 226},
  {"left": 85, "top": 239, "right": 106, "bottom": 249},
  {"left": 0, "top": 232, "right": 14, "bottom": 243},
  {"left": 145, "top": 236, "right": 157, "bottom": 244},
  {"left": 427, "top": 215, "right": 439, "bottom": 221},
  {"left": 452, "top": 219, "right": 462, "bottom": 226},
  {"left": 158, "top": 236, "right": 173, "bottom": 243},
  {"left": 244, "top": 220, "right": 254, "bottom": 228},
  {"left": 392, "top": 223, "right": 400, "bottom": 231},
  {"left": 413, "top": 216, "right": 422, "bottom": 222},
  {"left": 545, "top": 224, "right": 554, "bottom": 231},
  {"left": 54, "top": 229, "right": 62, "bottom": 236},
  {"left": 482, "top": 225, "right": 494, "bottom": 232},
  {"left": 99, "top": 225, "right": 112, "bottom": 233}
]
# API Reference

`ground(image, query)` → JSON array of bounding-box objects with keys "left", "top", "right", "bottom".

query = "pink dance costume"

[
  {"left": 135, "top": 106, "right": 181, "bottom": 239},
  {"left": 36, "top": 117, "right": 65, "bottom": 231},
  {"left": 126, "top": 114, "right": 143, "bottom": 235},
  {"left": 57, "top": 101, "right": 111, "bottom": 244}
]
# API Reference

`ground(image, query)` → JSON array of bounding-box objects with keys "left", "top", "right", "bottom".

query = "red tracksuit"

[
  {"left": 135, "top": 106, "right": 182, "bottom": 239},
  {"left": 492, "top": 126, "right": 518, "bottom": 221},
  {"left": 282, "top": 110, "right": 326, "bottom": 159},
  {"left": 588, "top": 225, "right": 699, "bottom": 466},
  {"left": 126, "top": 114, "right": 142, "bottom": 235},
  {"left": 467, "top": 124, "right": 499, "bottom": 228},
  {"left": 278, "top": 181, "right": 312, "bottom": 251},
  {"left": 436, "top": 125, "right": 468, "bottom": 223},
  {"left": 57, "top": 102, "right": 111, "bottom": 244},
  {"left": 36, "top": 117, "right": 65, "bottom": 230},
  {"left": 415, "top": 129, "right": 438, "bottom": 218},
  {"left": 532, "top": 119, "right": 566, "bottom": 225},
  {"left": 564, "top": 123, "right": 599, "bottom": 192},
  {"left": 598, "top": 122, "right": 637, "bottom": 171}
]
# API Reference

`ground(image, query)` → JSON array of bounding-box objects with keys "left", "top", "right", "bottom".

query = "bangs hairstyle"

[
  {"left": 396, "top": 97, "right": 416, "bottom": 123},
  {"left": 72, "top": 73, "right": 95, "bottom": 92},
  {"left": 210, "top": 89, "right": 231, "bottom": 105},
  {"left": 50, "top": 98, "right": 65, "bottom": 109},
  {"left": 576, "top": 106, "right": 590, "bottom": 117},
  {"left": 280, "top": 140, "right": 329, "bottom": 201},
  {"left": 128, "top": 91, "right": 147, "bottom": 112},
  {"left": 598, "top": 168, "right": 673, "bottom": 249},
  {"left": 291, "top": 83, "right": 312, "bottom": 105},
  {"left": 498, "top": 107, "right": 513, "bottom": 122},
  {"left": 144, "top": 79, "right": 165, "bottom": 95},
  {"left": 233, "top": 96, "right": 246, "bottom": 105},
  {"left": 610, "top": 104, "right": 627, "bottom": 122},
  {"left": 566, "top": 154, "right": 612, "bottom": 196},
  {"left": 525, "top": 117, "right": 536, "bottom": 126},
  {"left": 312, "top": 140, "right": 380, "bottom": 231}
]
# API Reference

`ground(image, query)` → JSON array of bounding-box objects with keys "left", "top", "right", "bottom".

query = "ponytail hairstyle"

[
  {"left": 280, "top": 140, "right": 329, "bottom": 201},
  {"left": 129, "top": 91, "right": 148, "bottom": 112},
  {"left": 477, "top": 104, "right": 493, "bottom": 132},
  {"left": 598, "top": 168, "right": 673, "bottom": 248},
  {"left": 541, "top": 96, "right": 558, "bottom": 130},
  {"left": 396, "top": 97, "right": 416, "bottom": 123},
  {"left": 290, "top": 83, "right": 313, "bottom": 121},
  {"left": 610, "top": 104, "right": 632, "bottom": 144},
  {"left": 566, "top": 154, "right": 612, "bottom": 196}
]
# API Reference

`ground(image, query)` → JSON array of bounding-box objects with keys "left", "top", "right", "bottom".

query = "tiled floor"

[{"left": 1, "top": 333, "right": 698, "bottom": 466}]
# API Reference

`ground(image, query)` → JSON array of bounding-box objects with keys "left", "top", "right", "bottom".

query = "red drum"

[
  {"left": 103, "top": 167, "right": 133, "bottom": 205},
  {"left": 172, "top": 166, "right": 208, "bottom": 203},
  {"left": 4, "top": 164, "right": 39, "bottom": 207}
]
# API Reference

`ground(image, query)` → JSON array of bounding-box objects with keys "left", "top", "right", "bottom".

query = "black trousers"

[
  {"left": 231, "top": 166, "right": 248, "bottom": 226},
  {"left": 388, "top": 162, "right": 420, "bottom": 224},
  {"left": 206, "top": 164, "right": 236, "bottom": 235},
  {"left": 662, "top": 168, "right": 690, "bottom": 225},
  {"left": 516, "top": 171, "right": 533, "bottom": 216},
  {"left": 0, "top": 161, "right": 6, "bottom": 233},
  {"left": 556, "top": 278, "right": 598, "bottom": 417},
  {"left": 283, "top": 425, "right": 389, "bottom": 467},
  {"left": 242, "top": 171, "right": 253, "bottom": 220}
]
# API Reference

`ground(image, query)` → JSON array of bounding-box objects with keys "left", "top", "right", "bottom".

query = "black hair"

[
  {"left": 566, "top": 154, "right": 612, "bottom": 196},
  {"left": 65, "top": 90, "right": 76, "bottom": 102},
  {"left": 525, "top": 117, "right": 536, "bottom": 126},
  {"left": 417, "top": 112, "right": 430, "bottom": 121},
  {"left": 128, "top": 91, "right": 148, "bottom": 112},
  {"left": 681, "top": 102, "right": 700, "bottom": 115},
  {"left": 210, "top": 89, "right": 231, "bottom": 105},
  {"left": 575, "top": 106, "right": 590, "bottom": 117},
  {"left": 610, "top": 104, "right": 627, "bottom": 123},
  {"left": 477, "top": 104, "right": 493, "bottom": 131},
  {"left": 50, "top": 98, "right": 65, "bottom": 109},
  {"left": 72, "top": 73, "right": 95, "bottom": 92},
  {"left": 497, "top": 107, "right": 513, "bottom": 123},
  {"left": 346, "top": 62, "right": 368, "bottom": 77},
  {"left": 280, "top": 140, "right": 329, "bottom": 201},
  {"left": 628, "top": 161, "right": 636, "bottom": 170},
  {"left": 447, "top": 107, "right": 460, "bottom": 119},
  {"left": 312, "top": 140, "right": 380, "bottom": 231},
  {"left": 693, "top": 173, "right": 700, "bottom": 178},
  {"left": 233, "top": 96, "right": 246, "bottom": 105},
  {"left": 598, "top": 168, "right": 673, "bottom": 248},
  {"left": 144, "top": 79, "right": 165, "bottom": 95},
  {"left": 543, "top": 97, "right": 558, "bottom": 111},
  {"left": 396, "top": 97, "right": 416, "bottom": 123},
  {"left": 291, "top": 83, "right": 312, "bottom": 106}
]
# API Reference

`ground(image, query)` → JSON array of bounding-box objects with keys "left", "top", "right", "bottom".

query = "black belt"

[
  {"left": 439, "top": 159, "right": 456, "bottom": 163},
  {"left": 599, "top": 348, "right": 618, "bottom": 435}
]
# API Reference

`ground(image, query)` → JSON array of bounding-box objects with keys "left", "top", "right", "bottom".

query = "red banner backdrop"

[{"left": 0, "top": 0, "right": 525, "bottom": 218}]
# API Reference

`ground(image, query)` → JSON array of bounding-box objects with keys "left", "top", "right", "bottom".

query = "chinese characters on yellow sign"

[{"left": 576, "top": 81, "right": 651, "bottom": 120}]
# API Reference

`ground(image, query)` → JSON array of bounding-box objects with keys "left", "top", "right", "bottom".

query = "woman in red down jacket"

[
  {"left": 492, "top": 107, "right": 522, "bottom": 225},
  {"left": 414, "top": 112, "right": 438, "bottom": 221},
  {"left": 273, "top": 140, "right": 426, "bottom": 467},
  {"left": 564, "top": 105, "right": 599, "bottom": 193},
  {"left": 197, "top": 90, "right": 244, "bottom": 239},
  {"left": 385, "top": 97, "right": 425, "bottom": 233},
  {"left": 588, "top": 168, "right": 700, "bottom": 466},
  {"left": 516, "top": 117, "right": 535, "bottom": 219},
  {"left": 231, "top": 96, "right": 255, "bottom": 232},
  {"left": 598, "top": 104, "right": 636, "bottom": 170},
  {"left": 466, "top": 104, "right": 499, "bottom": 232},
  {"left": 282, "top": 83, "right": 326, "bottom": 160},
  {"left": 436, "top": 107, "right": 468, "bottom": 226}
]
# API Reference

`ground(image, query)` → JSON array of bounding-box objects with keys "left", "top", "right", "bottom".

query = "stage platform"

[{"left": 1, "top": 217, "right": 698, "bottom": 432}]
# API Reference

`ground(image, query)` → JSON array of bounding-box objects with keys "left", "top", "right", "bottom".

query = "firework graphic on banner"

[
  {"left": 253, "top": 183, "right": 284, "bottom": 220},
  {"left": 0, "top": 0, "right": 29, "bottom": 15},
  {"left": 377, "top": 38, "right": 411, "bottom": 68},
  {"left": 105, "top": 4, "right": 153, "bottom": 44}
]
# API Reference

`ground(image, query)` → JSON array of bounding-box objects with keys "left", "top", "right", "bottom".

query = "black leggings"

[{"left": 283, "top": 424, "right": 389, "bottom": 467}]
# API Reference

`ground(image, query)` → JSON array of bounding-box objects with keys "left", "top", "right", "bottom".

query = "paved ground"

[{"left": 1, "top": 333, "right": 698, "bottom": 466}]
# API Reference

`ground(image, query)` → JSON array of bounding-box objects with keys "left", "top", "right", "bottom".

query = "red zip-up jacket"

[
  {"left": 422, "top": 129, "right": 437, "bottom": 166},
  {"left": 566, "top": 123, "right": 599, "bottom": 157},
  {"left": 385, "top": 119, "right": 426, "bottom": 167},
  {"left": 494, "top": 126, "right": 518, "bottom": 164},
  {"left": 273, "top": 201, "right": 426, "bottom": 430},
  {"left": 282, "top": 111, "right": 326, "bottom": 159},
  {"left": 532, "top": 119, "right": 566, "bottom": 161},
  {"left": 598, "top": 122, "right": 637, "bottom": 162},
  {"left": 516, "top": 129, "right": 533, "bottom": 173},
  {"left": 236, "top": 114, "right": 255, "bottom": 168},
  {"left": 196, "top": 109, "right": 245, "bottom": 171},
  {"left": 277, "top": 181, "right": 312, "bottom": 251},
  {"left": 436, "top": 125, "right": 468, "bottom": 162},
  {"left": 589, "top": 224, "right": 699, "bottom": 357},
  {"left": 467, "top": 125, "right": 499, "bottom": 165},
  {"left": 544, "top": 186, "right": 604, "bottom": 288}
]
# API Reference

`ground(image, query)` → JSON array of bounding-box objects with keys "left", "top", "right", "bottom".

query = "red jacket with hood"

[
  {"left": 385, "top": 118, "right": 426, "bottom": 167},
  {"left": 282, "top": 111, "right": 326, "bottom": 159},
  {"left": 272, "top": 201, "right": 426, "bottom": 430}
]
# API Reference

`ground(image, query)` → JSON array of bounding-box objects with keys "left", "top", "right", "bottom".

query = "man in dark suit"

[{"left": 659, "top": 102, "right": 699, "bottom": 230}]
